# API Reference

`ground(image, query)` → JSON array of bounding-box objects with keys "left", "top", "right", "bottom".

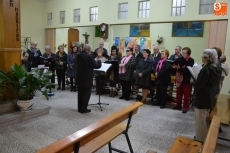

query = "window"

[
  {"left": 118, "top": 3, "right": 128, "bottom": 19},
  {"left": 138, "top": 1, "right": 150, "bottom": 18},
  {"left": 47, "top": 13, "right": 52, "bottom": 25},
  {"left": 73, "top": 9, "right": 80, "bottom": 23},
  {"left": 60, "top": 11, "right": 65, "bottom": 24},
  {"left": 172, "top": 22, "right": 204, "bottom": 37},
  {"left": 172, "top": 0, "right": 186, "bottom": 16},
  {"left": 90, "top": 6, "right": 98, "bottom": 22},
  {"left": 199, "top": 0, "right": 215, "bottom": 14}
]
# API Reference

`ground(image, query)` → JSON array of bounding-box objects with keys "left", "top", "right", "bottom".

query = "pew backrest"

[
  {"left": 201, "top": 115, "right": 220, "bottom": 153},
  {"left": 37, "top": 102, "right": 143, "bottom": 153}
]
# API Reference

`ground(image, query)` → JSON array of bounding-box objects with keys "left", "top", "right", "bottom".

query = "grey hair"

[
  {"left": 83, "top": 44, "right": 91, "bottom": 51},
  {"left": 76, "top": 42, "right": 81, "bottom": 46},
  {"left": 202, "top": 49, "right": 218, "bottom": 65},
  {"left": 176, "top": 46, "right": 182, "bottom": 50},
  {"left": 153, "top": 45, "right": 159, "bottom": 50},
  {"left": 45, "top": 45, "right": 51, "bottom": 50},
  {"left": 99, "top": 41, "right": 104, "bottom": 45},
  {"left": 135, "top": 45, "right": 140, "bottom": 51}
]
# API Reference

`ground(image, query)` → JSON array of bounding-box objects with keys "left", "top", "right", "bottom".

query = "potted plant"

[
  {"left": 0, "top": 64, "right": 52, "bottom": 112},
  {"left": 156, "top": 36, "right": 163, "bottom": 44}
]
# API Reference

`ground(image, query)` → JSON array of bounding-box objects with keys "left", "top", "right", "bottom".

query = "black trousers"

[
  {"left": 70, "top": 76, "right": 76, "bottom": 90},
  {"left": 50, "top": 70, "right": 55, "bottom": 88},
  {"left": 120, "top": 80, "right": 131, "bottom": 100},
  {"left": 78, "top": 87, "right": 92, "bottom": 112},
  {"left": 156, "top": 83, "right": 168, "bottom": 107},
  {"left": 56, "top": 69, "right": 66, "bottom": 89}
]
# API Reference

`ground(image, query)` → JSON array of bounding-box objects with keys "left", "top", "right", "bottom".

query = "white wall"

[{"left": 21, "top": 0, "right": 45, "bottom": 52}]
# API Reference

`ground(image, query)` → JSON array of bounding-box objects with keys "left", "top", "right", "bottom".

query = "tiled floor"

[{"left": 0, "top": 87, "right": 229, "bottom": 153}]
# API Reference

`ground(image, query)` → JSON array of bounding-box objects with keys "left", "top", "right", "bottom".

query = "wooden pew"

[
  {"left": 209, "top": 94, "right": 230, "bottom": 125},
  {"left": 37, "top": 102, "right": 143, "bottom": 153},
  {"left": 167, "top": 115, "right": 221, "bottom": 153}
]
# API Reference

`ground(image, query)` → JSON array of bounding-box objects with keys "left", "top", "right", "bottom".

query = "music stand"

[{"left": 89, "top": 63, "right": 112, "bottom": 111}]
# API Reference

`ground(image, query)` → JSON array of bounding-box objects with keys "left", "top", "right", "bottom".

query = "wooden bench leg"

[
  {"left": 108, "top": 142, "right": 112, "bottom": 153},
  {"left": 124, "top": 132, "right": 134, "bottom": 153},
  {"left": 74, "top": 142, "right": 80, "bottom": 153},
  {"left": 218, "top": 136, "right": 230, "bottom": 142}
]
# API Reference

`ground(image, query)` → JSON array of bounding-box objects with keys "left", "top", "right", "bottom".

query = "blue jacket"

[{"left": 67, "top": 52, "right": 77, "bottom": 76}]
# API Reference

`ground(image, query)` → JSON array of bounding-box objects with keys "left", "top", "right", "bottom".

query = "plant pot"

[
  {"left": 157, "top": 40, "right": 163, "bottom": 44},
  {"left": 17, "top": 99, "right": 34, "bottom": 112}
]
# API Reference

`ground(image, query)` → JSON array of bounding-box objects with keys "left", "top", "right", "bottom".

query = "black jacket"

[
  {"left": 214, "top": 60, "right": 222, "bottom": 96},
  {"left": 155, "top": 60, "right": 172, "bottom": 85},
  {"left": 133, "top": 52, "right": 143, "bottom": 69},
  {"left": 152, "top": 52, "right": 161, "bottom": 70},
  {"left": 75, "top": 50, "right": 101, "bottom": 88},
  {"left": 135, "top": 58, "right": 152, "bottom": 87},
  {"left": 193, "top": 64, "right": 219, "bottom": 109},
  {"left": 55, "top": 51, "right": 68, "bottom": 70},
  {"left": 177, "top": 57, "right": 194, "bottom": 84},
  {"left": 21, "top": 60, "right": 31, "bottom": 72},
  {"left": 42, "top": 53, "right": 56, "bottom": 71},
  {"left": 27, "top": 49, "right": 42, "bottom": 68}
]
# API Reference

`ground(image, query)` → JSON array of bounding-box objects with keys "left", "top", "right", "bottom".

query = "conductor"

[{"left": 75, "top": 44, "right": 102, "bottom": 113}]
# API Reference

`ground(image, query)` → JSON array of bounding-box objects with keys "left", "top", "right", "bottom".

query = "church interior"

[{"left": 0, "top": 0, "right": 230, "bottom": 153}]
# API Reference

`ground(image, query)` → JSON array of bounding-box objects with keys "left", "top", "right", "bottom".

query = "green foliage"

[{"left": 0, "top": 64, "right": 52, "bottom": 100}]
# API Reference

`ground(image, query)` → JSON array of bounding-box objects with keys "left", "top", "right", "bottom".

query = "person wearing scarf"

[
  {"left": 172, "top": 47, "right": 194, "bottom": 113},
  {"left": 155, "top": 50, "right": 172, "bottom": 108},
  {"left": 27, "top": 42, "right": 42, "bottom": 68},
  {"left": 67, "top": 46, "right": 78, "bottom": 92},
  {"left": 135, "top": 49, "right": 152, "bottom": 103},
  {"left": 118, "top": 48, "right": 136, "bottom": 101},
  {"left": 55, "top": 45, "right": 68, "bottom": 90}
]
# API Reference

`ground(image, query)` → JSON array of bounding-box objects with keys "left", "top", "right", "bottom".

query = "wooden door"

[
  {"left": 208, "top": 20, "right": 228, "bottom": 53},
  {"left": 68, "top": 28, "right": 79, "bottom": 51},
  {"left": 45, "top": 29, "right": 56, "bottom": 53}
]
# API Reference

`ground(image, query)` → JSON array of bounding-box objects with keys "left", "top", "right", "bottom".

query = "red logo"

[{"left": 214, "top": 3, "right": 227, "bottom": 16}]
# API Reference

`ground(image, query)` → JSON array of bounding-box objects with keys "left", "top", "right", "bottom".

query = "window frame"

[
  {"left": 90, "top": 6, "right": 98, "bottom": 22},
  {"left": 118, "top": 2, "right": 128, "bottom": 20},
  {"left": 171, "top": 0, "right": 186, "bottom": 16},
  {"left": 47, "top": 13, "right": 52, "bottom": 25},
  {"left": 138, "top": 0, "right": 150, "bottom": 18},
  {"left": 60, "top": 11, "right": 65, "bottom": 24},
  {"left": 73, "top": 9, "right": 80, "bottom": 23},
  {"left": 199, "top": 0, "right": 216, "bottom": 15}
]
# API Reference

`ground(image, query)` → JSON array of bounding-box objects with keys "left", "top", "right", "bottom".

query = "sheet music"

[
  {"left": 94, "top": 63, "right": 112, "bottom": 72},
  {"left": 187, "top": 64, "right": 202, "bottom": 81}
]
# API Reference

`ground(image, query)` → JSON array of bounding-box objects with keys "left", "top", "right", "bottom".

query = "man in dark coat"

[
  {"left": 169, "top": 46, "right": 182, "bottom": 76},
  {"left": 75, "top": 44, "right": 101, "bottom": 113},
  {"left": 133, "top": 45, "right": 143, "bottom": 69},
  {"left": 152, "top": 45, "right": 161, "bottom": 70}
]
